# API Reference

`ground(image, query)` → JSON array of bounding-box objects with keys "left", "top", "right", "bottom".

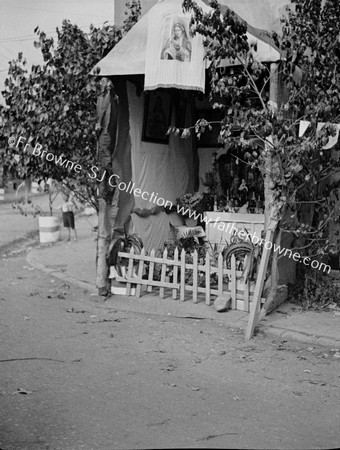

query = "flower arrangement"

[{"left": 176, "top": 192, "right": 204, "bottom": 212}]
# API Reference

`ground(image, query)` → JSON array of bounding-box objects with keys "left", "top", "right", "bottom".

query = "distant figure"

[
  {"left": 161, "top": 23, "right": 192, "bottom": 62},
  {"left": 61, "top": 192, "right": 77, "bottom": 241}
]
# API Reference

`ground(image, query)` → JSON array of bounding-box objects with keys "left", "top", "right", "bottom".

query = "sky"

[{"left": 0, "top": 0, "right": 116, "bottom": 104}]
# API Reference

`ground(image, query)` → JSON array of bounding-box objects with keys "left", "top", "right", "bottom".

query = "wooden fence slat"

[
  {"left": 192, "top": 250, "right": 198, "bottom": 303},
  {"left": 172, "top": 248, "right": 179, "bottom": 300},
  {"left": 231, "top": 254, "right": 236, "bottom": 309},
  {"left": 185, "top": 285, "right": 223, "bottom": 295},
  {"left": 244, "top": 274, "right": 250, "bottom": 312},
  {"left": 112, "top": 245, "right": 266, "bottom": 312},
  {"left": 147, "top": 249, "right": 155, "bottom": 292},
  {"left": 159, "top": 248, "right": 167, "bottom": 299},
  {"left": 180, "top": 249, "right": 185, "bottom": 301},
  {"left": 136, "top": 248, "right": 145, "bottom": 298},
  {"left": 205, "top": 252, "right": 211, "bottom": 305},
  {"left": 218, "top": 253, "right": 223, "bottom": 297},
  {"left": 118, "top": 251, "right": 180, "bottom": 265},
  {"left": 116, "top": 276, "right": 179, "bottom": 290},
  {"left": 126, "top": 247, "right": 134, "bottom": 296}
]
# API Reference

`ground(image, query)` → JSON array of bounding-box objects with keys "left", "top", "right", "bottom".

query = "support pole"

[
  {"left": 245, "top": 61, "right": 282, "bottom": 339},
  {"left": 245, "top": 229, "right": 274, "bottom": 340}
]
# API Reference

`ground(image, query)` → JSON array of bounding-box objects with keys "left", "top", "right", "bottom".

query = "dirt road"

[{"left": 1, "top": 247, "right": 340, "bottom": 449}]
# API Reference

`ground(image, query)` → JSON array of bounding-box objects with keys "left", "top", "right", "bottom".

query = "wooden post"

[
  {"left": 96, "top": 198, "right": 112, "bottom": 293},
  {"left": 126, "top": 247, "right": 135, "bottom": 296},
  {"left": 159, "top": 248, "right": 167, "bottom": 299},
  {"left": 244, "top": 276, "right": 249, "bottom": 312},
  {"left": 172, "top": 248, "right": 179, "bottom": 300},
  {"left": 218, "top": 252, "right": 223, "bottom": 296},
  {"left": 147, "top": 249, "right": 155, "bottom": 293},
  {"left": 245, "top": 230, "right": 274, "bottom": 340},
  {"left": 230, "top": 254, "right": 236, "bottom": 309},
  {"left": 192, "top": 250, "right": 198, "bottom": 303},
  {"left": 205, "top": 252, "right": 211, "bottom": 305},
  {"left": 180, "top": 249, "right": 186, "bottom": 301},
  {"left": 136, "top": 248, "right": 145, "bottom": 298}
]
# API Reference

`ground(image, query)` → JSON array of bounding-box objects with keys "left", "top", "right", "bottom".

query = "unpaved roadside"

[{"left": 1, "top": 253, "right": 340, "bottom": 450}]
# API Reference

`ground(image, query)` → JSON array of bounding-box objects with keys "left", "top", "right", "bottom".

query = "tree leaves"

[
  {"left": 0, "top": 2, "right": 141, "bottom": 206},
  {"left": 182, "top": 0, "right": 340, "bottom": 261}
]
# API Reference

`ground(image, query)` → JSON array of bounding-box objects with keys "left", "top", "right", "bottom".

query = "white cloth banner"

[
  {"left": 299, "top": 120, "right": 310, "bottom": 137},
  {"left": 299, "top": 120, "right": 340, "bottom": 149},
  {"left": 144, "top": 0, "right": 209, "bottom": 92},
  {"left": 317, "top": 122, "right": 340, "bottom": 149}
]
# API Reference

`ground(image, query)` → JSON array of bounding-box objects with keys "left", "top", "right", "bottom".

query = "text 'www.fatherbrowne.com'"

[
  {"left": 176, "top": 205, "right": 331, "bottom": 274},
  {"left": 9, "top": 136, "right": 331, "bottom": 274}
]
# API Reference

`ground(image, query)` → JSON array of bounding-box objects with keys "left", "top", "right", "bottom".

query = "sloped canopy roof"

[{"left": 92, "top": 0, "right": 281, "bottom": 77}]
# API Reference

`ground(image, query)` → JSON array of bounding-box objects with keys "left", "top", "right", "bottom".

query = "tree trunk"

[
  {"left": 260, "top": 62, "right": 291, "bottom": 314},
  {"left": 24, "top": 177, "right": 31, "bottom": 203},
  {"left": 96, "top": 198, "right": 112, "bottom": 292}
]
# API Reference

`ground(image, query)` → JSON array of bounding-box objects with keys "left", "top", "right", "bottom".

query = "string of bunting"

[{"left": 299, "top": 120, "right": 340, "bottom": 149}]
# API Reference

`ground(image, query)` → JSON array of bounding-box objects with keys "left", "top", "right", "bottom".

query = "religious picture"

[{"left": 161, "top": 18, "right": 192, "bottom": 63}]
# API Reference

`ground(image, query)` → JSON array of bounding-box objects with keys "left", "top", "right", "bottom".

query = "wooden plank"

[
  {"left": 218, "top": 252, "right": 223, "bottom": 296},
  {"left": 244, "top": 274, "right": 250, "bottom": 312},
  {"left": 147, "top": 249, "right": 155, "bottom": 293},
  {"left": 237, "top": 296, "right": 266, "bottom": 311},
  {"left": 230, "top": 254, "right": 236, "bottom": 309},
  {"left": 245, "top": 230, "right": 274, "bottom": 340},
  {"left": 205, "top": 252, "right": 211, "bottom": 305},
  {"left": 159, "top": 248, "right": 167, "bottom": 299},
  {"left": 136, "top": 248, "right": 145, "bottom": 298},
  {"left": 192, "top": 250, "right": 198, "bottom": 303},
  {"left": 185, "top": 285, "right": 220, "bottom": 295},
  {"left": 180, "top": 249, "right": 186, "bottom": 301},
  {"left": 116, "top": 276, "right": 179, "bottom": 289},
  {"left": 126, "top": 247, "right": 134, "bottom": 296},
  {"left": 118, "top": 251, "right": 182, "bottom": 266},
  {"left": 172, "top": 248, "right": 179, "bottom": 300}
]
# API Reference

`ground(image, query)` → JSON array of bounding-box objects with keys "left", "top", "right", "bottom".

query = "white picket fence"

[{"left": 114, "top": 248, "right": 265, "bottom": 312}]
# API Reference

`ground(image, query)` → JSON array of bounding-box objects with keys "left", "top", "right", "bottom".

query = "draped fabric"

[
  {"left": 144, "top": 0, "right": 208, "bottom": 92},
  {"left": 95, "top": 82, "right": 118, "bottom": 290},
  {"left": 112, "top": 79, "right": 135, "bottom": 234},
  {"left": 96, "top": 82, "right": 118, "bottom": 203},
  {"left": 96, "top": 80, "right": 135, "bottom": 290},
  {"left": 127, "top": 82, "right": 195, "bottom": 252}
]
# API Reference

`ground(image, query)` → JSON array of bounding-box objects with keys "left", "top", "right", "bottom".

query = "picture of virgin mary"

[{"left": 161, "top": 22, "right": 192, "bottom": 62}]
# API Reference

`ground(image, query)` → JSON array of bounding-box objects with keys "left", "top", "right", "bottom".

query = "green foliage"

[
  {"left": 176, "top": 191, "right": 203, "bottom": 211},
  {"left": 106, "top": 233, "right": 143, "bottom": 276},
  {"left": 182, "top": 0, "right": 340, "bottom": 260},
  {"left": 289, "top": 269, "right": 340, "bottom": 310},
  {"left": 281, "top": 0, "right": 340, "bottom": 121},
  {"left": 147, "top": 226, "right": 229, "bottom": 287},
  {"left": 0, "top": 1, "right": 141, "bottom": 206}
]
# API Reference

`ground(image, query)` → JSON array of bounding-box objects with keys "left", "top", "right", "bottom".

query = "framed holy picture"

[{"left": 142, "top": 90, "right": 172, "bottom": 144}]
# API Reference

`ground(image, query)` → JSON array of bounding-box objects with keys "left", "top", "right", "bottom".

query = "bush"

[{"left": 288, "top": 269, "right": 340, "bottom": 310}]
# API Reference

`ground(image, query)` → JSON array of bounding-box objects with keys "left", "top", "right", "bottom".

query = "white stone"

[{"left": 214, "top": 294, "right": 232, "bottom": 312}]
